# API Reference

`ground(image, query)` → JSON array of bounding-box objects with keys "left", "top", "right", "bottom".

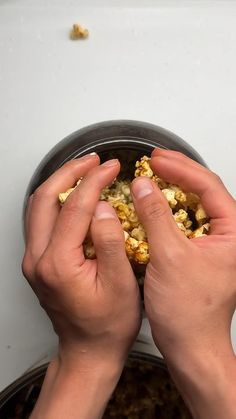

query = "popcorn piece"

[
  {"left": 189, "top": 223, "right": 210, "bottom": 238},
  {"left": 135, "top": 156, "right": 154, "bottom": 178},
  {"left": 83, "top": 241, "right": 96, "bottom": 259},
  {"left": 184, "top": 219, "right": 193, "bottom": 229},
  {"left": 173, "top": 209, "right": 188, "bottom": 223},
  {"left": 121, "top": 184, "right": 131, "bottom": 197},
  {"left": 70, "top": 23, "right": 89, "bottom": 40},
  {"left": 123, "top": 231, "right": 129, "bottom": 241},
  {"left": 58, "top": 188, "right": 75, "bottom": 204},
  {"left": 58, "top": 178, "right": 82, "bottom": 204},
  {"left": 131, "top": 226, "right": 146, "bottom": 242},
  {"left": 174, "top": 190, "right": 187, "bottom": 204},
  {"left": 125, "top": 237, "right": 149, "bottom": 264},
  {"left": 134, "top": 242, "right": 149, "bottom": 264},
  {"left": 122, "top": 220, "right": 131, "bottom": 230},
  {"left": 155, "top": 176, "right": 169, "bottom": 190},
  {"left": 112, "top": 202, "right": 130, "bottom": 221},
  {"left": 162, "top": 188, "right": 177, "bottom": 209},
  {"left": 195, "top": 203, "right": 208, "bottom": 225},
  {"left": 125, "top": 237, "right": 139, "bottom": 260}
]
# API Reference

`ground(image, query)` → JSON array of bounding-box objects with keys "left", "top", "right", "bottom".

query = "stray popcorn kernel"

[
  {"left": 70, "top": 23, "right": 89, "bottom": 40},
  {"left": 59, "top": 155, "right": 210, "bottom": 266}
]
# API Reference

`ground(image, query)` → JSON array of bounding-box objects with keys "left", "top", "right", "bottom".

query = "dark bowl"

[
  {"left": 0, "top": 352, "right": 191, "bottom": 418},
  {"left": 22, "top": 120, "right": 206, "bottom": 289},
  {"left": 24, "top": 119, "right": 206, "bottom": 211}
]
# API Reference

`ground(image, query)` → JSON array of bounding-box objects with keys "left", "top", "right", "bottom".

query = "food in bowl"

[
  {"left": 59, "top": 155, "right": 210, "bottom": 265},
  {"left": 0, "top": 354, "right": 192, "bottom": 419}
]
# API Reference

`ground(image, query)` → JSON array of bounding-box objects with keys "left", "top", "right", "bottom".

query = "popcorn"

[
  {"left": 134, "top": 241, "right": 149, "bottom": 264},
  {"left": 58, "top": 179, "right": 82, "bottom": 204},
  {"left": 70, "top": 23, "right": 89, "bottom": 40},
  {"left": 131, "top": 226, "right": 147, "bottom": 242},
  {"left": 189, "top": 223, "right": 210, "bottom": 238},
  {"left": 58, "top": 188, "right": 75, "bottom": 205},
  {"left": 83, "top": 240, "right": 96, "bottom": 259},
  {"left": 195, "top": 203, "right": 208, "bottom": 225},
  {"left": 135, "top": 156, "right": 154, "bottom": 178},
  {"left": 162, "top": 188, "right": 177, "bottom": 209},
  {"left": 59, "top": 155, "right": 210, "bottom": 265},
  {"left": 125, "top": 237, "right": 149, "bottom": 264},
  {"left": 173, "top": 209, "right": 188, "bottom": 223}
]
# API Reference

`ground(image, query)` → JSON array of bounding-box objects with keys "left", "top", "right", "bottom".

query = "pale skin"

[{"left": 22, "top": 149, "right": 236, "bottom": 419}]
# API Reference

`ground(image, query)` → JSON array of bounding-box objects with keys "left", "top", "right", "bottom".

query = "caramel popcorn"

[
  {"left": 59, "top": 155, "right": 210, "bottom": 265},
  {"left": 70, "top": 23, "right": 89, "bottom": 40}
]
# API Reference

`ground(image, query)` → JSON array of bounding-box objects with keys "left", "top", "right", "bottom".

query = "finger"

[
  {"left": 90, "top": 201, "right": 135, "bottom": 288},
  {"left": 26, "top": 154, "right": 100, "bottom": 260},
  {"left": 52, "top": 160, "right": 121, "bottom": 252},
  {"left": 152, "top": 148, "right": 207, "bottom": 171},
  {"left": 131, "top": 177, "right": 187, "bottom": 265},
  {"left": 150, "top": 155, "right": 236, "bottom": 221}
]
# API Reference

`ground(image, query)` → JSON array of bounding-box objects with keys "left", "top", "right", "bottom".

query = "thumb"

[
  {"left": 90, "top": 201, "right": 135, "bottom": 287},
  {"left": 131, "top": 177, "right": 186, "bottom": 265}
]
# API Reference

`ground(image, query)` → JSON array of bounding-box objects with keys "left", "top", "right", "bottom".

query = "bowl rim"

[
  {"left": 22, "top": 119, "right": 207, "bottom": 227},
  {"left": 0, "top": 351, "right": 166, "bottom": 409}
]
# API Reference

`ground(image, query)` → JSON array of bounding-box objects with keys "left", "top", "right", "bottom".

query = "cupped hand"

[
  {"left": 131, "top": 149, "right": 236, "bottom": 367},
  {"left": 22, "top": 154, "right": 141, "bottom": 370}
]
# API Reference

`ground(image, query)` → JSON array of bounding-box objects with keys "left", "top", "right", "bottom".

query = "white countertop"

[{"left": 0, "top": 0, "right": 236, "bottom": 391}]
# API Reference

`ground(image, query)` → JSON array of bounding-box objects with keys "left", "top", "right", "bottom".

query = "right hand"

[{"left": 131, "top": 149, "right": 236, "bottom": 418}]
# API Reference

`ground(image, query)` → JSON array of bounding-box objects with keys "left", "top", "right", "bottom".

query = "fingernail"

[
  {"left": 102, "top": 159, "right": 119, "bottom": 167},
  {"left": 94, "top": 202, "right": 116, "bottom": 220},
  {"left": 79, "top": 152, "right": 98, "bottom": 161},
  {"left": 151, "top": 147, "right": 166, "bottom": 157},
  {"left": 132, "top": 178, "right": 154, "bottom": 199}
]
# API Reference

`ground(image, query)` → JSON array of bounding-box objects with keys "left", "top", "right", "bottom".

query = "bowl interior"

[{"left": 0, "top": 353, "right": 192, "bottom": 418}]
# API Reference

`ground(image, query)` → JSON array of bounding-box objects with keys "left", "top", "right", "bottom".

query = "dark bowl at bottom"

[{"left": 0, "top": 352, "right": 192, "bottom": 419}]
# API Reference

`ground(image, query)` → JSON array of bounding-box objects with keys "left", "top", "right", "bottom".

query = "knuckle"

[
  {"left": 35, "top": 256, "right": 53, "bottom": 286},
  {"left": 22, "top": 252, "right": 34, "bottom": 280},
  {"left": 65, "top": 198, "right": 93, "bottom": 220},
  {"left": 142, "top": 198, "right": 169, "bottom": 222},
  {"left": 33, "top": 186, "right": 44, "bottom": 201},
  {"left": 64, "top": 159, "right": 77, "bottom": 168},
  {"left": 159, "top": 245, "right": 188, "bottom": 268},
  {"left": 98, "top": 231, "right": 124, "bottom": 256},
  {"left": 33, "top": 185, "right": 51, "bottom": 201},
  {"left": 63, "top": 159, "right": 80, "bottom": 172},
  {"left": 211, "top": 171, "right": 222, "bottom": 185}
]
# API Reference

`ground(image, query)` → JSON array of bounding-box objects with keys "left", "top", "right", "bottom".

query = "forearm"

[
  {"left": 167, "top": 351, "right": 236, "bottom": 419},
  {"left": 30, "top": 355, "right": 123, "bottom": 419}
]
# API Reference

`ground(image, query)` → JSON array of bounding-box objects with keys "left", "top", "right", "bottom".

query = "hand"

[
  {"left": 131, "top": 149, "right": 236, "bottom": 419},
  {"left": 22, "top": 153, "right": 141, "bottom": 419}
]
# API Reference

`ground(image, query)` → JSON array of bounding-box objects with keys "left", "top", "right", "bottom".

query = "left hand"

[{"left": 22, "top": 153, "right": 141, "bottom": 370}]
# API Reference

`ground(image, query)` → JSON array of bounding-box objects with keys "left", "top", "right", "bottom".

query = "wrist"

[
  {"left": 166, "top": 350, "right": 236, "bottom": 419},
  {"left": 58, "top": 339, "right": 128, "bottom": 375},
  {"left": 31, "top": 351, "right": 124, "bottom": 419}
]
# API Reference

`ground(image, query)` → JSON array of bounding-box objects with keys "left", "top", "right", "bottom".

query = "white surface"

[{"left": 0, "top": 0, "right": 236, "bottom": 391}]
